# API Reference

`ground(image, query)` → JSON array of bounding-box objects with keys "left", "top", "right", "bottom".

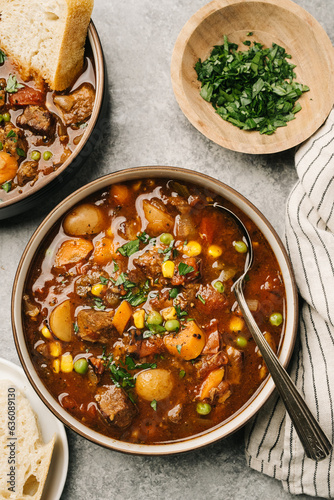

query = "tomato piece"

[{"left": 9, "top": 85, "right": 45, "bottom": 106}]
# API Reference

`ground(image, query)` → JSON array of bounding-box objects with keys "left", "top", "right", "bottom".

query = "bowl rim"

[
  {"left": 171, "top": 0, "right": 334, "bottom": 154},
  {"left": 0, "top": 19, "right": 105, "bottom": 211},
  {"left": 11, "top": 165, "right": 299, "bottom": 455}
]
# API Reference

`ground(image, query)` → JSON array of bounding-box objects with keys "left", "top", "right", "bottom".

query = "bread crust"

[{"left": 0, "top": 0, "right": 94, "bottom": 90}]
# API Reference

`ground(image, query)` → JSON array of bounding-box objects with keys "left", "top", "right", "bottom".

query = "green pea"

[
  {"left": 214, "top": 280, "right": 225, "bottom": 293},
  {"left": 160, "top": 233, "right": 173, "bottom": 245},
  {"left": 236, "top": 336, "right": 248, "bottom": 348},
  {"left": 165, "top": 319, "right": 180, "bottom": 332},
  {"left": 31, "top": 150, "right": 41, "bottom": 161},
  {"left": 269, "top": 312, "right": 283, "bottom": 326},
  {"left": 146, "top": 311, "right": 163, "bottom": 326},
  {"left": 234, "top": 240, "right": 248, "bottom": 253},
  {"left": 43, "top": 150, "right": 53, "bottom": 161},
  {"left": 2, "top": 112, "right": 10, "bottom": 122},
  {"left": 196, "top": 402, "right": 212, "bottom": 415},
  {"left": 73, "top": 358, "right": 89, "bottom": 374}
]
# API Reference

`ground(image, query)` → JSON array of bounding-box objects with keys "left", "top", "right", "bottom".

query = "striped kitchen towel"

[{"left": 245, "top": 109, "right": 334, "bottom": 498}]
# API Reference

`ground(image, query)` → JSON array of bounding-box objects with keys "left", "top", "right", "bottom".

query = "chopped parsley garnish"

[
  {"left": 124, "top": 279, "right": 150, "bottom": 306},
  {"left": 151, "top": 399, "right": 157, "bottom": 411},
  {"left": 158, "top": 239, "right": 175, "bottom": 262},
  {"left": 0, "top": 49, "right": 6, "bottom": 64},
  {"left": 169, "top": 287, "right": 179, "bottom": 299},
  {"left": 1, "top": 181, "right": 11, "bottom": 193},
  {"left": 103, "top": 354, "right": 156, "bottom": 390},
  {"left": 93, "top": 297, "right": 106, "bottom": 310},
  {"left": 197, "top": 294, "right": 206, "bottom": 304},
  {"left": 16, "top": 147, "right": 26, "bottom": 157},
  {"left": 178, "top": 262, "right": 194, "bottom": 276},
  {"left": 175, "top": 304, "right": 187, "bottom": 319},
  {"left": 6, "top": 74, "right": 24, "bottom": 93},
  {"left": 125, "top": 356, "right": 157, "bottom": 370},
  {"left": 179, "top": 370, "right": 186, "bottom": 379},
  {"left": 6, "top": 130, "right": 16, "bottom": 139},
  {"left": 117, "top": 239, "right": 140, "bottom": 257},
  {"left": 73, "top": 323, "right": 79, "bottom": 333},
  {"left": 137, "top": 231, "right": 153, "bottom": 244},
  {"left": 112, "top": 259, "right": 119, "bottom": 273},
  {"left": 195, "top": 36, "right": 309, "bottom": 135},
  {"left": 143, "top": 324, "right": 166, "bottom": 338},
  {"left": 115, "top": 272, "right": 136, "bottom": 288},
  {"left": 99, "top": 276, "right": 109, "bottom": 285},
  {"left": 176, "top": 344, "right": 182, "bottom": 354}
]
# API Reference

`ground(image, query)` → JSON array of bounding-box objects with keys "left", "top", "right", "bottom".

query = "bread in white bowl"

[
  {"left": 0, "top": 0, "right": 94, "bottom": 90},
  {"left": 0, "top": 380, "right": 55, "bottom": 500}
]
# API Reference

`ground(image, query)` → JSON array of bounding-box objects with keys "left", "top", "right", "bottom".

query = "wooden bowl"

[{"left": 171, "top": 0, "right": 334, "bottom": 154}]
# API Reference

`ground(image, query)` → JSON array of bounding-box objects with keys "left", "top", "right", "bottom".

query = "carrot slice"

[{"left": 113, "top": 300, "right": 133, "bottom": 334}]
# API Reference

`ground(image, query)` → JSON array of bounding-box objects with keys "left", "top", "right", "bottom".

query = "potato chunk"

[
  {"left": 136, "top": 369, "right": 173, "bottom": 401},
  {"left": 63, "top": 203, "right": 105, "bottom": 236},
  {"left": 49, "top": 300, "right": 73, "bottom": 342},
  {"left": 143, "top": 199, "right": 174, "bottom": 235}
]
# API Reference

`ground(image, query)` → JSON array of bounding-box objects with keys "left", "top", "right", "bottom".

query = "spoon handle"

[{"left": 234, "top": 281, "right": 332, "bottom": 461}]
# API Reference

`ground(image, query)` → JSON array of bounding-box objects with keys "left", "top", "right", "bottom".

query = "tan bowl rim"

[
  {"left": 12, "top": 165, "right": 299, "bottom": 455},
  {"left": 0, "top": 20, "right": 105, "bottom": 210}
]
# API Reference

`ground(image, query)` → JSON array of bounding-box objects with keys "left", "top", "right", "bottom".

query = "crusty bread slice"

[
  {"left": 0, "top": 380, "right": 56, "bottom": 500},
  {"left": 0, "top": 0, "right": 94, "bottom": 90}
]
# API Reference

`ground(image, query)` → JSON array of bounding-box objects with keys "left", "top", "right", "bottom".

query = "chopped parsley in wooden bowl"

[{"left": 171, "top": 0, "right": 334, "bottom": 154}]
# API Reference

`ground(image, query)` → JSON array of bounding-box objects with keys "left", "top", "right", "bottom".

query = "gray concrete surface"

[{"left": 0, "top": 0, "right": 333, "bottom": 498}]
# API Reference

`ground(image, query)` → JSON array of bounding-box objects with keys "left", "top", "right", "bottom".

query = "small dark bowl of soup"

[
  {"left": 0, "top": 21, "right": 106, "bottom": 220},
  {"left": 12, "top": 166, "right": 298, "bottom": 454}
]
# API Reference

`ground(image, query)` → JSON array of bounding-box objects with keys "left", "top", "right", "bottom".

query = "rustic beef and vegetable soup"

[
  {"left": 0, "top": 45, "right": 95, "bottom": 201},
  {"left": 23, "top": 178, "right": 285, "bottom": 444}
]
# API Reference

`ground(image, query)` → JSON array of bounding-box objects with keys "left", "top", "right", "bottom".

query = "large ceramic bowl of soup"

[
  {"left": 0, "top": 21, "right": 106, "bottom": 220},
  {"left": 12, "top": 166, "right": 298, "bottom": 454}
]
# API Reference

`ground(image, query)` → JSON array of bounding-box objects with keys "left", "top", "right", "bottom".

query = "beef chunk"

[
  {"left": 76, "top": 309, "right": 115, "bottom": 342},
  {"left": 17, "top": 160, "right": 38, "bottom": 186},
  {"left": 0, "top": 78, "right": 6, "bottom": 108},
  {"left": 95, "top": 385, "right": 136, "bottom": 428},
  {"left": 16, "top": 105, "right": 54, "bottom": 136},
  {"left": 53, "top": 83, "right": 95, "bottom": 126},
  {"left": 133, "top": 248, "right": 164, "bottom": 280},
  {"left": 0, "top": 122, "right": 27, "bottom": 159}
]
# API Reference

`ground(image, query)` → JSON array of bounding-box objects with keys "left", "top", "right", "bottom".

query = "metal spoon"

[{"left": 210, "top": 202, "right": 332, "bottom": 461}]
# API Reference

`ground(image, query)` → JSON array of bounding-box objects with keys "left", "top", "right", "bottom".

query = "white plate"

[{"left": 0, "top": 358, "right": 68, "bottom": 500}]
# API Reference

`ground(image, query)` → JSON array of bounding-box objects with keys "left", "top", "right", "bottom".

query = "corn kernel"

[
  {"left": 161, "top": 306, "right": 177, "bottom": 321},
  {"left": 133, "top": 309, "right": 145, "bottom": 329},
  {"left": 49, "top": 341, "right": 62, "bottom": 357},
  {"left": 91, "top": 283, "right": 106, "bottom": 297},
  {"left": 52, "top": 358, "right": 60, "bottom": 374},
  {"left": 208, "top": 244, "right": 223, "bottom": 258},
  {"left": 60, "top": 353, "right": 73, "bottom": 373},
  {"left": 162, "top": 260, "right": 175, "bottom": 278},
  {"left": 229, "top": 316, "right": 245, "bottom": 332},
  {"left": 183, "top": 241, "right": 202, "bottom": 257},
  {"left": 41, "top": 326, "right": 52, "bottom": 339}
]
